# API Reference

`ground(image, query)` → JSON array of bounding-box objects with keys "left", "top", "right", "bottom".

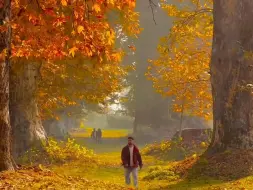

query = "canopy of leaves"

[
  {"left": 10, "top": 0, "right": 140, "bottom": 61},
  {"left": 147, "top": 0, "right": 213, "bottom": 120},
  {"left": 5, "top": 0, "right": 141, "bottom": 117}
]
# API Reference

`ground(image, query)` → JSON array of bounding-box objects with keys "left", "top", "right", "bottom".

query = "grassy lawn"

[
  {"left": 50, "top": 151, "right": 253, "bottom": 190},
  {"left": 2, "top": 128, "right": 253, "bottom": 189},
  {"left": 69, "top": 128, "right": 150, "bottom": 153},
  {"left": 66, "top": 128, "right": 253, "bottom": 189},
  {"left": 70, "top": 128, "right": 131, "bottom": 138},
  {"left": 51, "top": 153, "right": 166, "bottom": 189},
  {"left": 73, "top": 137, "right": 127, "bottom": 153}
]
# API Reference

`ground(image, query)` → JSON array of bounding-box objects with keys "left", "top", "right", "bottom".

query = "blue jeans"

[{"left": 124, "top": 167, "right": 138, "bottom": 187}]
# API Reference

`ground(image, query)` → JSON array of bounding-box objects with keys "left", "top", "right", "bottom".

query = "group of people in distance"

[{"left": 91, "top": 128, "right": 102, "bottom": 143}]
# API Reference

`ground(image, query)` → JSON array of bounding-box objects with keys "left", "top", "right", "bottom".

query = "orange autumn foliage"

[
  {"left": 10, "top": 0, "right": 140, "bottom": 61},
  {"left": 3, "top": 0, "right": 140, "bottom": 117}
]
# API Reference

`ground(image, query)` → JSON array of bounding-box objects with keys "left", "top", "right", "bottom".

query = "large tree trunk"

[
  {"left": 208, "top": 0, "right": 253, "bottom": 153},
  {"left": 10, "top": 62, "right": 47, "bottom": 159},
  {"left": 0, "top": 0, "right": 14, "bottom": 171}
]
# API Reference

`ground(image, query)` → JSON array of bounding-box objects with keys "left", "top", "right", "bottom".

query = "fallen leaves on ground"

[
  {"left": 170, "top": 156, "right": 199, "bottom": 177},
  {"left": 191, "top": 150, "right": 253, "bottom": 180},
  {"left": 0, "top": 166, "right": 127, "bottom": 190},
  {"left": 169, "top": 150, "right": 253, "bottom": 180}
]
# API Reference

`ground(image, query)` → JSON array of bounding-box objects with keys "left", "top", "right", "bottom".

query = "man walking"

[{"left": 121, "top": 136, "right": 143, "bottom": 188}]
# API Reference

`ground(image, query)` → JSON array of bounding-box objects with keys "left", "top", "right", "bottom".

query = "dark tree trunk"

[
  {"left": 207, "top": 0, "right": 253, "bottom": 153},
  {"left": 0, "top": 0, "right": 14, "bottom": 171},
  {"left": 10, "top": 62, "right": 47, "bottom": 159}
]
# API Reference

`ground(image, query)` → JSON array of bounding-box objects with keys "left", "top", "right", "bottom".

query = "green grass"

[
  {"left": 69, "top": 127, "right": 152, "bottom": 154},
  {"left": 70, "top": 128, "right": 131, "bottom": 138},
  {"left": 162, "top": 177, "right": 253, "bottom": 190},
  {"left": 69, "top": 128, "right": 132, "bottom": 153},
  {"left": 51, "top": 157, "right": 253, "bottom": 190},
  {"left": 3, "top": 128, "right": 253, "bottom": 189},
  {"left": 73, "top": 137, "right": 127, "bottom": 153},
  {"left": 66, "top": 129, "right": 253, "bottom": 189}
]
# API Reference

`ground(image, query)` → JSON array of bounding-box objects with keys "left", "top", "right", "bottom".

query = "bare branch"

[{"left": 149, "top": 0, "right": 157, "bottom": 25}]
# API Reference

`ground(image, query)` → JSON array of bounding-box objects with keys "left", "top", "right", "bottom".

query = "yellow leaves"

[
  {"left": 200, "top": 142, "right": 207, "bottom": 148},
  {"left": 69, "top": 46, "right": 78, "bottom": 57},
  {"left": 61, "top": 0, "right": 67, "bottom": 6},
  {"left": 162, "top": 4, "right": 179, "bottom": 17},
  {"left": 44, "top": 138, "right": 95, "bottom": 162},
  {"left": 121, "top": 11, "right": 141, "bottom": 38},
  {"left": 77, "top": 25, "right": 84, "bottom": 34},
  {"left": 105, "top": 31, "right": 115, "bottom": 45},
  {"left": 93, "top": 3, "right": 101, "bottom": 13},
  {"left": 107, "top": 0, "right": 115, "bottom": 6},
  {"left": 71, "top": 30, "right": 76, "bottom": 36},
  {"left": 147, "top": 0, "right": 213, "bottom": 120},
  {"left": 244, "top": 51, "right": 253, "bottom": 60},
  {"left": 2, "top": 48, "right": 7, "bottom": 56},
  {"left": 111, "top": 52, "right": 122, "bottom": 62}
]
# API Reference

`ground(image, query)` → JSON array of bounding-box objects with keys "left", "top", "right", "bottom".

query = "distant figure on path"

[
  {"left": 121, "top": 136, "right": 143, "bottom": 188},
  {"left": 91, "top": 128, "right": 96, "bottom": 140},
  {"left": 96, "top": 128, "right": 102, "bottom": 143}
]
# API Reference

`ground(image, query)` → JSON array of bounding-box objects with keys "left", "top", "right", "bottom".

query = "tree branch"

[{"left": 148, "top": 0, "right": 157, "bottom": 25}]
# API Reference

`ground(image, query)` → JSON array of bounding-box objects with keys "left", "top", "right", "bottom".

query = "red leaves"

[
  {"left": 52, "top": 16, "right": 67, "bottom": 27},
  {"left": 43, "top": 8, "right": 55, "bottom": 16},
  {"left": 96, "top": 15, "right": 103, "bottom": 19}
]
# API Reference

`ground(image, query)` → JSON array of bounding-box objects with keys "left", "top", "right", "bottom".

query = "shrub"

[
  {"left": 142, "top": 138, "right": 208, "bottom": 161},
  {"left": 20, "top": 138, "right": 96, "bottom": 165},
  {"left": 45, "top": 138, "right": 94, "bottom": 163},
  {"left": 143, "top": 166, "right": 180, "bottom": 181}
]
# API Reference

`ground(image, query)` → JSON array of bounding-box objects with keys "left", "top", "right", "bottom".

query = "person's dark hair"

[{"left": 128, "top": 136, "right": 134, "bottom": 140}]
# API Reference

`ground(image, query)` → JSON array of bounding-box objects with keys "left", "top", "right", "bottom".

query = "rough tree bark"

[
  {"left": 10, "top": 62, "right": 47, "bottom": 159},
  {"left": 0, "top": 0, "right": 14, "bottom": 171},
  {"left": 207, "top": 0, "right": 253, "bottom": 153}
]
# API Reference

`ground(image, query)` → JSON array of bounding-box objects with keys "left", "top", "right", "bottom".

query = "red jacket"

[{"left": 121, "top": 145, "right": 143, "bottom": 168}]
